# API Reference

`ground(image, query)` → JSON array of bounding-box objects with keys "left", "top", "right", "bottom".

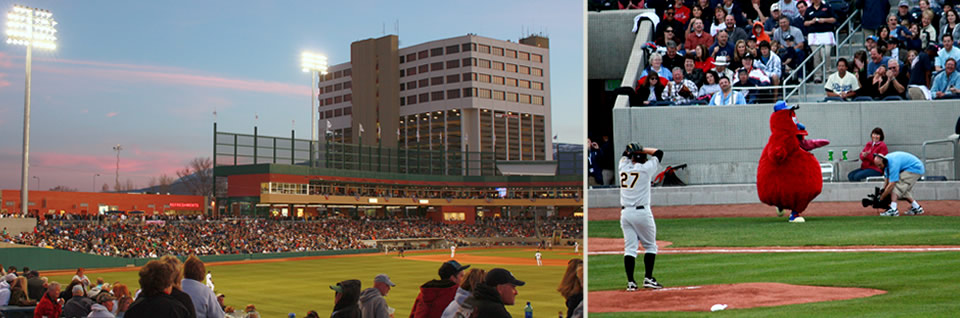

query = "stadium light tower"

[
  {"left": 301, "top": 51, "right": 328, "bottom": 166},
  {"left": 8, "top": 4, "right": 57, "bottom": 215},
  {"left": 113, "top": 144, "right": 123, "bottom": 190}
]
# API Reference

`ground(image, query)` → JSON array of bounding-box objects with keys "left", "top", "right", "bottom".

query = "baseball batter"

[
  {"left": 535, "top": 251, "right": 543, "bottom": 266},
  {"left": 619, "top": 143, "right": 664, "bottom": 290}
]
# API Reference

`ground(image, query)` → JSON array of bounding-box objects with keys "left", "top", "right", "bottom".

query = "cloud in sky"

[{"left": 105, "top": 112, "right": 118, "bottom": 118}]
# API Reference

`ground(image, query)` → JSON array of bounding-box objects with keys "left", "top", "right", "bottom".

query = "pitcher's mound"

[{"left": 589, "top": 282, "right": 885, "bottom": 312}]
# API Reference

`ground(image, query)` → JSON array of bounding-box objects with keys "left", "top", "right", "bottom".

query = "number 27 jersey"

[{"left": 619, "top": 155, "right": 659, "bottom": 207}]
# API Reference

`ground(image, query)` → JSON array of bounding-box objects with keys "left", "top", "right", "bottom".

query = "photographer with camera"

[{"left": 873, "top": 152, "right": 926, "bottom": 217}]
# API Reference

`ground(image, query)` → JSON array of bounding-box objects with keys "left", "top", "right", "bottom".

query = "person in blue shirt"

[
  {"left": 708, "top": 76, "right": 747, "bottom": 105},
  {"left": 935, "top": 34, "right": 960, "bottom": 71},
  {"left": 931, "top": 58, "right": 960, "bottom": 99},
  {"left": 873, "top": 152, "right": 925, "bottom": 216}
]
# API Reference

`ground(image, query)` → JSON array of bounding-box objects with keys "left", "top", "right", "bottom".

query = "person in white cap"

[
  {"left": 359, "top": 274, "right": 395, "bottom": 318},
  {"left": 535, "top": 251, "right": 543, "bottom": 266}
]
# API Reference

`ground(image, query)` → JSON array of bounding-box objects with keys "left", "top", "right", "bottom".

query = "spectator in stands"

[
  {"left": 685, "top": 18, "right": 714, "bottom": 51},
  {"left": 880, "top": 59, "right": 909, "bottom": 99},
  {"left": 792, "top": 0, "right": 809, "bottom": 33},
  {"left": 34, "top": 282, "right": 61, "bottom": 318},
  {"left": 908, "top": 46, "right": 937, "bottom": 87},
  {"left": 779, "top": 0, "right": 801, "bottom": 21},
  {"left": 733, "top": 69, "right": 761, "bottom": 103},
  {"left": 662, "top": 41, "right": 684, "bottom": 70},
  {"left": 756, "top": 41, "right": 782, "bottom": 88},
  {"left": 0, "top": 274, "right": 12, "bottom": 306},
  {"left": 441, "top": 269, "right": 485, "bottom": 318},
  {"left": 886, "top": 38, "right": 906, "bottom": 64},
  {"left": 698, "top": 70, "right": 722, "bottom": 98},
  {"left": 89, "top": 293, "right": 117, "bottom": 318},
  {"left": 864, "top": 35, "right": 879, "bottom": 55},
  {"left": 62, "top": 283, "right": 96, "bottom": 317},
  {"left": 359, "top": 274, "right": 395, "bottom": 318},
  {"left": 778, "top": 34, "right": 803, "bottom": 73},
  {"left": 862, "top": 64, "right": 888, "bottom": 99},
  {"left": 852, "top": 50, "right": 869, "bottom": 84},
  {"left": 618, "top": 0, "right": 644, "bottom": 10},
  {"left": 941, "top": 10, "right": 960, "bottom": 45},
  {"left": 9, "top": 276, "right": 34, "bottom": 306},
  {"left": 710, "top": 30, "right": 735, "bottom": 58},
  {"left": 693, "top": 44, "right": 716, "bottom": 72},
  {"left": 673, "top": 0, "right": 691, "bottom": 25},
  {"left": 698, "top": 0, "right": 714, "bottom": 26},
  {"left": 641, "top": 53, "right": 673, "bottom": 81},
  {"left": 868, "top": 47, "right": 892, "bottom": 77},
  {"left": 7, "top": 266, "right": 16, "bottom": 277},
  {"left": 905, "top": 24, "right": 923, "bottom": 52},
  {"left": 709, "top": 76, "right": 747, "bottom": 105},
  {"left": 126, "top": 260, "right": 192, "bottom": 317},
  {"left": 858, "top": 0, "right": 889, "bottom": 37},
  {"left": 161, "top": 255, "right": 197, "bottom": 316},
  {"left": 683, "top": 56, "right": 706, "bottom": 87},
  {"left": 936, "top": 34, "right": 960, "bottom": 71},
  {"left": 181, "top": 255, "right": 224, "bottom": 318},
  {"left": 825, "top": 58, "right": 859, "bottom": 100},
  {"left": 737, "top": 53, "right": 771, "bottom": 85},
  {"left": 804, "top": 0, "right": 837, "bottom": 83},
  {"left": 657, "top": 4, "right": 687, "bottom": 44},
  {"left": 711, "top": 7, "right": 727, "bottom": 36},
  {"left": 878, "top": 25, "right": 892, "bottom": 46},
  {"left": 915, "top": 1, "right": 940, "bottom": 27},
  {"left": 765, "top": 3, "right": 782, "bottom": 32},
  {"left": 411, "top": 260, "right": 469, "bottom": 318},
  {"left": 874, "top": 152, "right": 926, "bottom": 216},
  {"left": 636, "top": 72, "right": 666, "bottom": 105},
  {"left": 557, "top": 259, "right": 583, "bottom": 318},
  {"left": 731, "top": 40, "right": 749, "bottom": 70},
  {"left": 687, "top": 5, "right": 708, "bottom": 36},
  {"left": 330, "top": 280, "right": 361, "bottom": 318},
  {"left": 920, "top": 11, "right": 938, "bottom": 49},
  {"left": 722, "top": 14, "right": 749, "bottom": 45},
  {"left": 773, "top": 16, "right": 806, "bottom": 51},
  {"left": 932, "top": 58, "right": 960, "bottom": 98},
  {"left": 886, "top": 14, "right": 913, "bottom": 44},
  {"left": 713, "top": 55, "right": 735, "bottom": 80},
  {"left": 243, "top": 304, "right": 260, "bottom": 318},
  {"left": 897, "top": 1, "right": 913, "bottom": 24},
  {"left": 752, "top": 21, "right": 771, "bottom": 46},
  {"left": 26, "top": 270, "right": 43, "bottom": 301},
  {"left": 462, "top": 268, "right": 525, "bottom": 318},
  {"left": 662, "top": 67, "right": 698, "bottom": 104},
  {"left": 848, "top": 127, "right": 889, "bottom": 181}
]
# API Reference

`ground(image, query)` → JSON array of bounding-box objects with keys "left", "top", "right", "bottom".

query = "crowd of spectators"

[{"left": 5, "top": 216, "right": 582, "bottom": 258}]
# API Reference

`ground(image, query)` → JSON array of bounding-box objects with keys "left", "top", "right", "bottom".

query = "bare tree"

[
  {"left": 49, "top": 185, "right": 78, "bottom": 192},
  {"left": 177, "top": 157, "right": 213, "bottom": 197},
  {"left": 124, "top": 178, "right": 136, "bottom": 192},
  {"left": 102, "top": 183, "right": 110, "bottom": 192},
  {"left": 158, "top": 173, "right": 174, "bottom": 194},
  {"left": 148, "top": 177, "right": 157, "bottom": 189}
]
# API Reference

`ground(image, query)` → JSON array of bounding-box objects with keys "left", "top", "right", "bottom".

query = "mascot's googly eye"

[{"left": 792, "top": 115, "right": 798, "bottom": 124}]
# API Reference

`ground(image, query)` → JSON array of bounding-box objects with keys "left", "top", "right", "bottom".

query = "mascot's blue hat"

[
  {"left": 773, "top": 100, "right": 789, "bottom": 112},
  {"left": 797, "top": 122, "right": 806, "bottom": 131}
]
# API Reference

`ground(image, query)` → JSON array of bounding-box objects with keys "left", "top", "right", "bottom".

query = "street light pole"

[
  {"left": 93, "top": 173, "right": 100, "bottom": 192},
  {"left": 113, "top": 144, "right": 122, "bottom": 190},
  {"left": 32, "top": 175, "right": 39, "bottom": 191},
  {"left": 301, "top": 52, "right": 328, "bottom": 167},
  {"left": 8, "top": 5, "right": 57, "bottom": 216}
]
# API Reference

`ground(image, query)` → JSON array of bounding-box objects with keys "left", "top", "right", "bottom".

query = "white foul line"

[{"left": 588, "top": 247, "right": 960, "bottom": 255}]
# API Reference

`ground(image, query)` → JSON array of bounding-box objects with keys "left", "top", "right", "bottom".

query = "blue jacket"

[{"left": 858, "top": 0, "right": 889, "bottom": 31}]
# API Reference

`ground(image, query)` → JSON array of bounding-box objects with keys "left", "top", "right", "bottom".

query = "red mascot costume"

[{"left": 757, "top": 102, "right": 822, "bottom": 222}]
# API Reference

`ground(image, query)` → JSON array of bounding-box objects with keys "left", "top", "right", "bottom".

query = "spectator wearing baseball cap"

[
  {"left": 410, "top": 260, "right": 469, "bottom": 318},
  {"left": 359, "top": 274, "right": 395, "bottom": 318},
  {"left": 88, "top": 292, "right": 117, "bottom": 318},
  {"left": 462, "top": 268, "right": 526, "bottom": 318},
  {"left": 330, "top": 279, "right": 361, "bottom": 318}
]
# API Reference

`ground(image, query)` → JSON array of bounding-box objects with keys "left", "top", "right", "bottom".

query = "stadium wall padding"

[
  {"left": 613, "top": 101, "right": 960, "bottom": 184},
  {"left": 0, "top": 247, "right": 378, "bottom": 271}
]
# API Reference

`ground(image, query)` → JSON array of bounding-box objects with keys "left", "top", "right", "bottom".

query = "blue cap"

[
  {"left": 773, "top": 100, "right": 789, "bottom": 112},
  {"left": 867, "top": 35, "right": 879, "bottom": 42},
  {"left": 797, "top": 122, "right": 806, "bottom": 131},
  {"left": 289, "top": 314, "right": 296, "bottom": 318}
]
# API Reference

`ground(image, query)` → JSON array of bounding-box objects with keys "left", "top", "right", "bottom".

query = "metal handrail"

[
  {"left": 783, "top": 8, "right": 862, "bottom": 102},
  {"left": 921, "top": 138, "right": 957, "bottom": 165},
  {"left": 835, "top": 9, "right": 862, "bottom": 57}
]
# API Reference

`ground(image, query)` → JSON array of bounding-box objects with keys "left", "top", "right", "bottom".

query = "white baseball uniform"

[
  {"left": 451, "top": 245, "right": 456, "bottom": 258},
  {"left": 205, "top": 272, "right": 215, "bottom": 291},
  {"left": 574, "top": 241, "right": 579, "bottom": 253},
  {"left": 535, "top": 251, "right": 542, "bottom": 266},
  {"left": 619, "top": 154, "right": 660, "bottom": 257}
]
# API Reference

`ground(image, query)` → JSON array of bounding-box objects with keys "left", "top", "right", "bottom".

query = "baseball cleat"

[
  {"left": 643, "top": 277, "right": 663, "bottom": 289},
  {"left": 880, "top": 208, "right": 899, "bottom": 217},
  {"left": 626, "top": 281, "right": 639, "bottom": 291},
  {"left": 789, "top": 217, "right": 805, "bottom": 223},
  {"left": 905, "top": 206, "right": 924, "bottom": 215}
]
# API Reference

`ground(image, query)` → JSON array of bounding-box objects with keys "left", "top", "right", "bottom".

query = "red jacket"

[
  {"left": 757, "top": 108, "right": 823, "bottom": 213},
  {"left": 409, "top": 279, "right": 458, "bottom": 318},
  {"left": 34, "top": 293, "right": 61, "bottom": 318},
  {"left": 859, "top": 141, "right": 888, "bottom": 172}
]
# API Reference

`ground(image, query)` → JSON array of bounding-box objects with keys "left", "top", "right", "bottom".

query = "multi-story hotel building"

[{"left": 317, "top": 33, "right": 552, "bottom": 161}]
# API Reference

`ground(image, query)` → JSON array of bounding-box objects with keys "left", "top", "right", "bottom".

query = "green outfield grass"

[
  {"left": 589, "top": 216, "right": 960, "bottom": 246},
  {"left": 46, "top": 248, "right": 578, "bottom": 317},
  {"left": 588, "top": 216, "right": 960, "bottom": 316}
]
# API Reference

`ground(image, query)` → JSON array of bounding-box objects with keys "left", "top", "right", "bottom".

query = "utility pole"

[{"left": 113, "top": 144, "right": 122, "bottom": 190}]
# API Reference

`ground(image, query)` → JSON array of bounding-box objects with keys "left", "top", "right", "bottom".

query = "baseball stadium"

[{"left": 586, "top": 6, "right": 960, "bottom": 316}]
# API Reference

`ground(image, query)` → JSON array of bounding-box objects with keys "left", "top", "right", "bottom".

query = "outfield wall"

[
  {"left": 613, "top": 101, "right": 960, "bottom": 184},
  {"left": 587, "top": 181, "right": 960, "bottom": 208},
  {"left": 0, "top": 246, "right": 378, "bottom": 271}
]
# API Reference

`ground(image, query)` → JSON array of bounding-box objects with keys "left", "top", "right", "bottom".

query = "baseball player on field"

[
  {"left": 619, "top": 143, "right": 664, "bottom": 291},
  {"left": 535, "top": 250, "right": 543, "bottom": 266},
  {"left": 451, "top": 244, "right": 457, "bottom": 258},
  {"left": 574, "top": 241, "right": 579, "bottom": 253}
]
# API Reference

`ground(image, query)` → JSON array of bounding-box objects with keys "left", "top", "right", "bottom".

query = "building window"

[
  {"left": 334, "top": 96, "right": 342, "bottom": 103},
  {"left": 344, "top": 68, "right": 351, "bottom": 76},
  {"left": 462, "top": 58, "right": 473, "bottom": 67},
  {"left": 507, "top": 92, "right": 518, "bottom": 102},
  {"left": 431, "top": 91, "right": 445, "bottom": 101},
  {"left": 519, "top": 80, "right": 531, "bottom": 88},
  {"left": 408, "top": 95, "right": 417, "bottom": 104},
  {"left": 431, "top": 47, "right": 444, "bottom": 57},
  {"left": 492, "top": 61, "right": 504, "bottom": 71},
  {"left": 519, "top": 51, "right": 530, "bottom": 60},
  {"left": 479, "top": 59, "right": 491, "bottom": 68},
  {"left": 446, "top": 45, "right": 460, "bottom": 54},
  {"left": 431, "top": 76, "right": 444, "bottom": 85},
  {"left": 506, "top": 49, "right": 517, "bottom": 58},
  {"left": 431, "top": 62, "right": 444, "bottom": 71},
  {"left": 334, "top": 108, "right": 342, "bottom": 116},
  {"left": 419, "top": 78, "right": 429, "bottom": 87},
  {"left": 400, "top": 83, "right": 406, "bottom": 91},
  {"left": 325, "top": 97, "right": 333, "bottom": 105},
  {"left": 492, "top": 90, "right": 505, "bottom": 100},
  {"left": 462, "top": 43, "right": 471, "bottom": 52},
  {"left": 519, "top": 94, "right": 531, "bottom": 104},
  {"left": 400, "top": 97, "right": 406, "bottom": 106},
  {"left": 446, "top": 74, "right": 460, "bottom": 83},
  {"left": 344, "top": 106, "right": 352, "bottom": 115},
  {"left": 531, "top": 54, "right": 543, "bottom": 62},
  {"left": 319, "top": 111, "right": 324, "bottom": 119},
  {"left": 478, "top": 74, "right": 491, "bottom": 83},
  {"left": 532, "top": 95, "right": 544, "bottom": 105},
  {"left": 418, "top": 64, "right": 429, "bottom": 73},
  {"left": 478, "top": 44, "right": 491, "bottom": 53},
  {"left": 344, "top": 94, "right": 352, "bottom": 102},
  {"left": 506, "top": 78, "right": 517, "bottom": 86},
  {"left": 532, "top": 82, "right": 543, "bottom": 90},
  {"left": 408, "top": 81, "right": 417, "bottom": 89},
  {"left": 406, "top": 53, "right": 417, "bottom": 62},
  {"left": 419, "top": 92, "right": 430, "bottom": 102},
  {"left": 334, "top": 70, "right": 343, "bottom": 78},
  {"left": 344, "top": 81, "right": 352, "bottom": 89},
  {"left": 400, "top": 69, "right": 405, "bottom": 77},
  {"left": 492, "top": 47, "right": 504, "bottom": 56},
  {"left": 506, "top": 64, "right": 517, "bottom": 73},
  {"left": 324, "top": 73, "right": 333, "bottom": 81},
  {"left": 463, "top": 73, "right": 475, "bottom": 82},
  {"left": 326, "top": 110, "right": 334, "bottom": 118},
  {"left": 447, "top": 89, "right": 461, "bottom": 99},
  {"left": 492, "top": 76, "right": 504, "bottom": 85},
  {"left": 334, "top": 83, "right": 342, "bottom": 91},
  {"left": 519, "top": 65, "right": 530, "bottom": 74},
  {"left": 446, "top": 59, "right": 460, "bottom": 69},
  {"left": 418, "top": 50, "right": 429, "bottom": 59},
  {"left": 399, "top": 55, "right": 405, "bottom": 63},
  {"left": 478, "top": 88, "right": 491, "bottom": 99},
  {"left": 407, "top": 67, "right": 417, "bottom": 76},
  {"left": 325, "top": 85, "right": 334, "bottom": 93},
  {"left": 531, "top": 68, "right": 543, "bottom": 76},
  {"left": 463, "top": 88, "right": 475, "bottom": 97}
]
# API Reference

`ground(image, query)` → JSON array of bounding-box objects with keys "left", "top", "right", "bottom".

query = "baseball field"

[
  {"left": 44, "top": 246, "right": 581, "bottom": 317},
  {"left": 586, "top": 205, "right": 960, "bottom": 316}
]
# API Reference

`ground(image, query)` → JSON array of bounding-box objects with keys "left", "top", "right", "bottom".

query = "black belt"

[{"left": 622, "top": 205, "right": 645, "bottom": 210}]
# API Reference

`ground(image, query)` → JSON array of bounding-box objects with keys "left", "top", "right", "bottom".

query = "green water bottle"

[{"left": 525, "top": 301, "right": 533, "bottom": 318}]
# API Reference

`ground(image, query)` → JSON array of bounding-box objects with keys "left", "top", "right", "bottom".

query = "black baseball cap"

[
  {"left": 743, "top": 52, "right": 755, "bottom": 60},
  {"left": 438, "top": 260, "right": 470, "bottom": 279},
  {"left": 484, "top": 268, "right": 526, "bottom": 287},
  {"left": 784, "top": 34, "right": 796, "bottom": 42}
]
